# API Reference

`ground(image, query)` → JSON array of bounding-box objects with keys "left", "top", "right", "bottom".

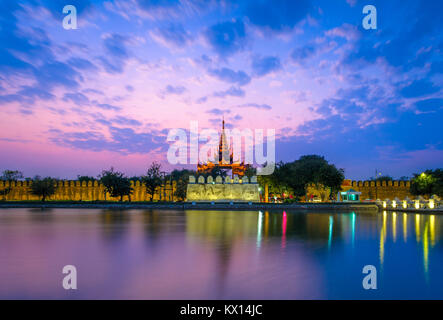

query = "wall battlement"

[
  {"left": 341, "top": 179, "right": 412, "bottom": 200},
  {"left": 0, "top": 180, "right": 177, "bottom": 202}
]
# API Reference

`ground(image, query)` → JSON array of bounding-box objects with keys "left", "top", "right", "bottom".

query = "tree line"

[{"left": 1, "top": 158, "right": 442, "bottom": 202}]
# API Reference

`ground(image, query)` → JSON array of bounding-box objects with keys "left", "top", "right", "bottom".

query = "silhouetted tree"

[
  {"left": 29, "top": 176, "right": 56, "bottom": 202},
  {"left": 77, "top": 175, "right": 96, "bottom": 182},
  {"left": 170, "top": 169, "right": 197, "bottom": 201},
  {"left": 1, "top": 170, "right": 23, "bottom": 181},
  {"left": 410, "top": 169, "right": 443, "bottom": 198},
  {"left": 0, "top": 187, "right": 11, "bottom": 201},
  {"left": 270, "top": 155, "right": 344, "bottom": 199},
  {"left": 142, "top": 162, "right": 163, "bottom": 201},
  {"left": 373, "top": 175, "right": 393, "bottom": 181},
  {"left": 98, "top": 168, "right": 133, "bottom": 201}
]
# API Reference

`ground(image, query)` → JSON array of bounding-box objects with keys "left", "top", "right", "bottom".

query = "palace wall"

[
  {"left": 1, "top": 179, "right": 414, "bottom": 202},
  {"left": 307, "top": 179, "right": 413, "bottom": 200},
  {"left": 0, "top": 180, "right": 177, "bottom": 202},
  {"left": 342, "top": 179, "right": 413, "bottom": 200}
]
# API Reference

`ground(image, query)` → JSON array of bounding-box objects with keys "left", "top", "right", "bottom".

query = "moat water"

[{"left": 0, "top": 208, "right": 442, "bottom": 299}]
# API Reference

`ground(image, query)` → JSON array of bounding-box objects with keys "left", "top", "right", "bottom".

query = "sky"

[{"left": 0, "top": 0, "right": 442, "bottom": 180}]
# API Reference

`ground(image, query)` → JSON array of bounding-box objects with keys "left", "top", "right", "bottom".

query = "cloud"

[
  {"left": 50, "top": 126, "right": 163, "bottom": 155},
  {"left": 136, "top": 0, "right": 181, "bottom": 11},
  {"left": 206, "top": 108, "right": 230, "bottom": 115},
  {"left": 251, "top": 55, "right": 281, "bottom": 77},
  {"left": 213, "top": 86, "right": 245, "bottom": 98},
  {"left": 111, "top": 116, "right": 142, "bottom": 126},
  {"left": 63, "top": 92, "right": 90, "bottom": 106},
  {"left": 196, "top": 96, "right": 208, "bottom": 104},
  {"left": 66, "top": 57, "right": 98, "bottom": 71},
  {"left": 163, "top": 85, "right": 186, "bottom": 95},
  {"left": 151, "top": 23, "right": 192, "bottom": 48},
  {"left": 205, "top": 19, "right": 246, "bottom": 58},
  {"left": 325, "top": 23, "right": 360, "bottom": 41},
  {"left": 96, "top": 103, "right": 122, "bottom": 112},
  {"left": 290, "top": 45, "right": 316, "bottom": 62},
  {"left": 237, "top": 103, "right": 272, "bottom": 110},
  {"left": 99, "top": 33, "right": 133, "bottom": 74},
  {"left": 208, "top": 67, "right": 251, "bottom": 86}
]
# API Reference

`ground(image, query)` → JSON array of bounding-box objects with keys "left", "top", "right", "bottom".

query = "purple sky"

[{"left": 0, "top": 0, "right": 442, "bottom": 179}]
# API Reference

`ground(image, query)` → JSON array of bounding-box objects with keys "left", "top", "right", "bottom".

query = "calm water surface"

[{"left": 0, "top": 209, "right": 442, "bottom": 299}]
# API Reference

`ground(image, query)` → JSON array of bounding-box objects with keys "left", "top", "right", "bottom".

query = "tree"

[
  {"left": 98, "top": 168, "right": 133, "bottom": 201},
  {"left": 410, "top": 169, "right": 443, "bottom": 198},
  {"left": 1, "top": 170, "right": 24, "bottom": 181},
  {"left": 373, "top": 175, "right": 393, "bottom": 181},
  {"left": 170, "top": 169, "right": 196, "bottom": 201},
  {"left": 276, "top": 155, "right": 344, "bottom": 200},
  {"left": 142, "top": 162, "right": 163, "bottom": 201},
  {"left": 77, "top": 175, "right": 96, "bottom": 182},
  {"left": 29, "top": 176, "right": 57, "bottom": 202},
  {"left": 243, "top": 165, "right": 256, "bottom": 178},
  {"left": 0, "top": 187, "right": 11, "bottom": 201}
]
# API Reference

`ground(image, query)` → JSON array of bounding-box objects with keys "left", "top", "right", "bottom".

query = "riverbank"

[{"left": 0, "top": 201, "right": 379, "bottom": 211}]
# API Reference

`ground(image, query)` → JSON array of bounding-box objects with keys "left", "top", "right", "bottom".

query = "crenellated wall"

[
  {"left": 305, "top": 179, "right": 413, "bottom": 201},
  {"left": 341, "top": 179, "right": 412, "bottom": 200},
  {"left": 0, "top": 179, "right": 414, "bottom": 202},
  {"left": 0, "top": 180, "right": 177, "bottom": 202}
]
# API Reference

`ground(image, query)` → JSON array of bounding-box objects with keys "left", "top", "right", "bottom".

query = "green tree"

[
  {"left": 142, "top": 162, "right": 163, "bottom": 201},
  {"left": 98, "top": 168, "right": 133, "bottom": 201},
  {"left": 29, "top": 176, "right": 57, "bottom": 202},
  {"left": 277, "top": 155, "right": 344, "bottom": 199},
  {"left": 170, "top": 169, "right": 196, "bottom": 201},
  {"left": 373, "top": 175, "right": 393, "bottom": 181},
  {"left": 410, "top": 169, "right": 443, "bottom": 198},
  {"left": 243, "top": 165, "right": 256, "bottom": 178},
  {"left": 1, "top": 170, "right": 24, "bottom": 181},
  {"left": 77, "top": 175, "right": 96, "bottom": 182},
  {"left": 0, "top": 187, "right": 11, "bottom": 201}
]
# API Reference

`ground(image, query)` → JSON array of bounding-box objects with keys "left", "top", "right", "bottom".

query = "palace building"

[{"left": 197, "top": 119, "right": 249, "bottom": 177}]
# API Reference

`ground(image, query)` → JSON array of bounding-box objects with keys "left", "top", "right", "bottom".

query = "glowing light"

[
  {"left": 402, "top": 200, "right": 407, "bottom": 209},
  {"left": 392, "top": 200, "right": 397, "bottom": 208},
  {"left": 328, "top": 215, "right": 334, "bottom": 250},
  {"left": 351, "top": 212, "right": 356, "bottom": 248},
  {"left": 281, "top": 211, "right": 287, "bottom": 249},
  {"left": 415, "top": 200, "right": 420, "bottom": 209},
  {"left": 257, "top": 211, "right": 263, "bottom": 248},
  {"left": 430, "top": 215, "right": 435, "bottom": 247},
  {"left": 380, "top": 211, "right": 387, "bottom": 267},
  {"left": 429, "top": 199, "right": 435, "bottom": 209},
  {"left": 415, "top": 214, "right": 420, "bottom": 243},
  {"left": 392, "top": 212, "right": 397, "bottom": 242},
  {"left": 423, "top": 222, "right": 429, "bottom": 278},
  {"left": 403, "top": 213, "right": 408, "bottom": 243},
  {"left": 382, "top": 201, "right": 387, "bottom": 208}
]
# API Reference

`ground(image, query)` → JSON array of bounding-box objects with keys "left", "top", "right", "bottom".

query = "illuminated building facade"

[{"left": 197, "top": 119, "right": 249, "bottom": 177}]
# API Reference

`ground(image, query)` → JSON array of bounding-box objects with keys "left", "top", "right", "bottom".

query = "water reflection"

[{"left": 0, "top": 208, "right": 441, "bottom": 299}]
